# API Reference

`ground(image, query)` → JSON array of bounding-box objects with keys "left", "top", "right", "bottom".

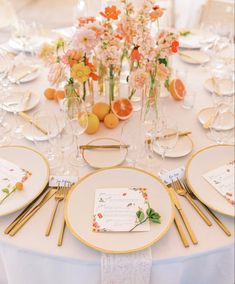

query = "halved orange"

[
  {"left": 169, "top": 79, "right": 186, "bottom": 101},
  {"left": 111, "top": 98, "right": 133, "bottom": 120}
]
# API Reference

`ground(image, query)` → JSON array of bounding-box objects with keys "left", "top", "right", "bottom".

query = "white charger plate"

[
  {"left": 1, "top": 91, "right": 40, "bottom": 112},
  {"left": 0, "top": 146, "right": 49, "bottom": 216},
  {"left": 82, "top": 138, "right": 128, "bottom": 169},
  {"left": 179, "top": 50, "right": 210, "bottom": 65},
  {"left": 197, "top": 107, "right": 234, "bottom": 130},
  {"left": 186, "top": 145, "right": 234, "bottom": 217},
  {"left": 8, "top": 36, "right": 47, "bottom": 53},
  {"left": 153, "top": 135, "right": 193, "bottom": 158},
  {"left": 204, "top": 78, "right": 234, "bottom": 95},
  {"left": 65, "top": 166, "right": 174, "bottom": 254}
]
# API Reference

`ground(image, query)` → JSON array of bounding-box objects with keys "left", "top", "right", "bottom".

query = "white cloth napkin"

[{"left": 101, "top": 248, "right": 152, "bottom": 284}]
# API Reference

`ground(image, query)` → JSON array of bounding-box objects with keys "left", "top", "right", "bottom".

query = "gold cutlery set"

[
  {"left": 169, "top": 179, "right": 231, "bottom": 248},
  {"left": 4, "top": 183, "right": 72, "bottom": 246}
]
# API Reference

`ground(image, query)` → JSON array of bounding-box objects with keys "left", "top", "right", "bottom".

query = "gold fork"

[
  {"left": 57, "top": 184, "right": 72, "bottom": 246},
  {"left": 45, "top": 184, "right": 67, "bottom": 236},
  {"left": 173, "top": 179, "right": 212, "bottom": 226},
  {"left": 183, "top": 181, "right": 231, "bottom": 237}
]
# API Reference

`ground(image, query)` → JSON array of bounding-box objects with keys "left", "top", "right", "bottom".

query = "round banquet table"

[{"left": 0, "top": 38, "right": 234, "bottom": 284}]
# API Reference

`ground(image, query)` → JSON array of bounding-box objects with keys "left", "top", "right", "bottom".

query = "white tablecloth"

[{"left": 0, "top": 42, "right": 234, "bottom": 284}]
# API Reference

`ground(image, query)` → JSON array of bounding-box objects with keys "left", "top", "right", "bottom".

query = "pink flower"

[
  {"left": 131, "top": 69, "right": 149, "bottom": 89},
  {"left": 157, "top": 63, "right": 170, "bottom": 80},
  {"left": 48, "top": 63, "right": 66, "bottom": 86},
  {"left": 70, "top": 27, "right": 97, "bottom": 53}
]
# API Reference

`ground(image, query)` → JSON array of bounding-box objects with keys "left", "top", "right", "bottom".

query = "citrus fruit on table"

[
  {"left": 44, "top": 88, "right": 56, "bottom": 100},
  {"left": 169, "top": 79, "right": 186, "bottom": 100},
  {"left": 92, "top": 102, "right": 110, "bottom": 121},
  {"left": 104, "top": 113, "right": 119, "bottom": 129},
  {"left": 111, "top": 98, "right": 133, "bottom": 120},
  {"left": 54, "top": 89, "right": 65, "bottom": 100},
  {"left": 85, "top": 113, "right": 100, "bottom": 134}
]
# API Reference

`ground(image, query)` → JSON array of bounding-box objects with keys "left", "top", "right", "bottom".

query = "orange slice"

[
  {"left": 169, "top": 79, "right": 186, "bottom": 101},
  {"left": 111, "top": 98, "right": 133, "bottom": 120}
]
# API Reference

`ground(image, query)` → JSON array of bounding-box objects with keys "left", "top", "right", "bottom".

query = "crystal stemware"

[
  {"left": 32, "top": 110, "right": 61, "bottom": 169},
  {"left": 63, "top": 97, "right": 88, "bottom": 168}
]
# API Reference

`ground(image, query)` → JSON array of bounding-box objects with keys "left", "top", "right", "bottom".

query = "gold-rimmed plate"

[
  {"left": 82, "top": 138, "right": 128, "bottom": 169},
  {"left": 153, "top": 135, "right": 193, "bottom": 158},
  {"left": 186, "top": 144, "right": 234, "bottom": 217},
  {"left": 0, "top": 145, "right": 49, "bottom": 216},
  {"left": 65, "top": 167, "right": 174, "bottom": 254}
]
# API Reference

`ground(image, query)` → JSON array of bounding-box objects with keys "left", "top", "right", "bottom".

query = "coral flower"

[
  {"left": 100, "top": 6, "right": 121, "bottom": 20},
  {"left": 71, "top": 63, "right": 91, "bottom": 83},
  {"left": 62, "top": 49, "right": 83, "bottom": 67},
  {"left": 130, "top": 47, "right": 142, "bottom": 61},
  {"left": 171, "top": 40, "right": 179, "bottom": 53},
  {"left": 150, "top": 6, "right": 164, "bottom": 21},
  {"left": 78, "top": 16, "right": 96, "bottom": 27}
]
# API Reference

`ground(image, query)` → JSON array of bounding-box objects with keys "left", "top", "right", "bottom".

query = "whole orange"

[
  {"left": 44, "top": 88, "right": 56, "bottom": 100},
  {"left": 104, "top": 113, "right": 119, "bottom": 129}
]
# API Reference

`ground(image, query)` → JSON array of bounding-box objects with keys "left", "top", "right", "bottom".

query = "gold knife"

[
  {"left": 168, "top": 190, "right": 189, "bottom": 247},
  {"left": 80, "top": 144, "right": 130, "bottom": 150},
  {"left": 169, "top": 187, "right": 198, "bottom": 245},
  {"left": 156, "top": 131, "right": 192, "bottom": 139},
  {"left": 9, "top": 188, "right": 57, "bottom": 236},
  {"left": 4, "top": 185, "right": 49, "bottom": 234},
  {"left": 18, "top": 112, "right": 48, "bottom": 135}
]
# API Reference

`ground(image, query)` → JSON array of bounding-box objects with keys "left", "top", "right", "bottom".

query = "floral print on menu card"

[
  {"left": 0, "top": 158, "right": 32, "bottom": 204},
  {"left": 92, "top": 187, "right": 150, "bottom": 232},
  {"left": 203, "top": 160, "right": 235, "bottom": 205}
]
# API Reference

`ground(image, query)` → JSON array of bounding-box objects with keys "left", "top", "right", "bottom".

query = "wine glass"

[
  {"left": 32, "top": 110, "right": 61, "bottom": 169},
  {"left": 154, "top": 117, "right": 179, "bottom": 162},
  {"left": 63, "top": 97, "right": 88, "bottom": 168},
  {"left": 120, "top": 121, "right": 141, "bottom": 167},
  {"left": 209, "top": 111, "right": 234, "bottom": 144},
  {"left": 58, "top": 115, "right": 74, "bottom": 175}
]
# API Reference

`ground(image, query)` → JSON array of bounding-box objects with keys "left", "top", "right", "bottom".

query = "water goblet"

[
  {"left": 63, "top": 97, "right": 88, "bottom": 168},
  {"left": 155, "top": 118, "right": 179, "bottom": 162},
  {"left": 32, "top": 110, "right": 61, "bottom": 169}
]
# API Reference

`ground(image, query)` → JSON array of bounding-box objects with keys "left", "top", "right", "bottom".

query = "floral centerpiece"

[{"left": 38, "top": 0, "right": 179, "bottom": 132}]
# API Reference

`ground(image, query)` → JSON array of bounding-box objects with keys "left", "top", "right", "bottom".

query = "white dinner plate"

[
  {"left": 1, "top": 91, "right": 40, "bottom": 112},
  {"left": 179, "top": 30, "right": 216, "bottom": 49},
  {"left": 186, "top": 145, "right": 234, "bottom": 217},
  {"left": 0, "top": 145, "right": 49, "bottom": 216},
  {"left": 153, "top": 135, "right": 193, "bottom": 158},
  {"left": 197, "top": 107, "right": 234, "bottom": 130},
  {"left": 82, "top": 138, "right": 128, "bottom": 169},
  {"left": 179, "top": 50, "right": 210, "bottom": 64},
  {"left": 8, "top": 64, "right": 41, "bottom": 84},
  {"left": 22, "top": 115, "right": 65, "bottom": 141},
  {"left": 65, "top": 166, "right": 174, "bottom": 253},
  {"left": 204, "top": 78, "right": 234, "bottom": 95}
]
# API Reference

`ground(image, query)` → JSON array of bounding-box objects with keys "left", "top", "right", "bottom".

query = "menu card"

[
  {"left": 0, "top": 158, "right": 32, "bottom": 203},
  {"left": 92, "top": 187, "right": 150, "bottom": 232},
  {"left": 203, "top": 161, "right": 234, "bottom": 205}
]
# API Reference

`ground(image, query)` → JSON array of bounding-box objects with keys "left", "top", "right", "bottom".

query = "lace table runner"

[{"left": 101, "top": 248, "right": 152, "bottom": 284}]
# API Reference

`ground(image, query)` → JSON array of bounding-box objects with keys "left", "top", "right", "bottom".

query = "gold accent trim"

[
  {"left": 154, "top": 135, "right": 194, "bottom": 158},
  {"left": 82, "top": 138, "right": 128, "bottom": 169},
  {"left": 0, "top": 145, "right": 50, "bottom": 216},
  {"left": 185, "top": 144, "right": 235, "bottom": 218},
  {"left": 65, "top": 166, "right": 175, "bottom": 254}
]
